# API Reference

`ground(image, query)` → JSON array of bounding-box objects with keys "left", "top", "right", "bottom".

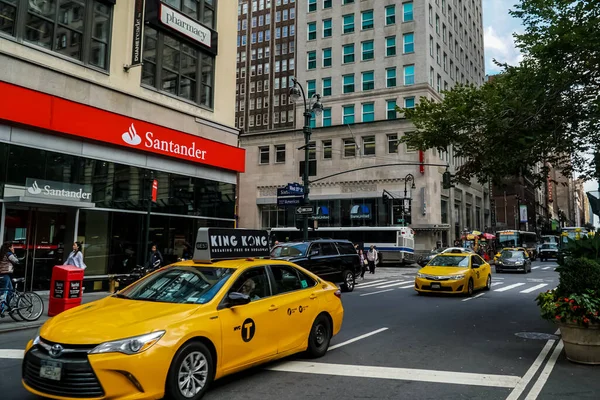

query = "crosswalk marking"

[
  {"left": 360, "top": 289, "right": 394, "bottom": 297},
  {"left": 532, "top": 266, "right": 540, "bottom": 270},
  {"left": 491, "top": 282, "right": 504, "bottom": 287},
  {"left": 494, "top": 283, "right": 526, "bottom": 292},
  {"left": 520, "top": 284, "right": 548, "bottom": 293},
  {"left": 375, "top": 281, "right": 412, "bottom": 288},
  {"left": 357, "top": 279, "right": 406, "bottom": 289},
  {"left": 355, "top": 279, "right": 386, "bottom": 287},
  {"left": 399, "top": 284, "right": 415, "bottom": 289},
  {"left": 542, "top": 267, "right": 552, "bottom": 270}
]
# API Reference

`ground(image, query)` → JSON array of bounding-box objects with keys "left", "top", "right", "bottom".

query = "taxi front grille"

[
  {"left": 23, "top": 348, "right": 104, "bottom": 398},
  {"left": 422, "top": 284, "right": 454, "bottom": 291}
]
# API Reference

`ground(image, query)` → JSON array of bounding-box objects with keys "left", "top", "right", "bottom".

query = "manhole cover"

[{"left": 515, "top": 332, "right": 559, "bottom": 340}]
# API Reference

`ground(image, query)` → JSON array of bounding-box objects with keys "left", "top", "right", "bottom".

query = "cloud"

[{"left": 482, "top": 0, "right": 524, "bottom": 74}]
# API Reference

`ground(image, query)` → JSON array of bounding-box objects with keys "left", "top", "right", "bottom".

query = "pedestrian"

[
  {"left": 359, "top": 249, "right": 368, "bottom": 279},
  {"left": 147, "top": 244, "right": 164, "bottom": 269},
  {"left": 0, "top": 242, "right": 19, "bottom": 310},
  {"left": 64, "top": 242, "right": 87, "bottom": 270},
  {"left": 367, "top": 245, "right": 378, "bottom": 274}
]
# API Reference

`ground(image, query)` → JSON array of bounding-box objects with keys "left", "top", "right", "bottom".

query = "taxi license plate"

[
  {"left": 40, "top": 360, "right": 62, "bottom": 381},
  {"left": 431, "top": 283, "right": 441, "bottom": 289}
]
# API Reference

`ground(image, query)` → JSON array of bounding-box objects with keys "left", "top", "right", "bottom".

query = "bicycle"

[{"left": 0, "top": 277, "right": 44, "bottom": 322}]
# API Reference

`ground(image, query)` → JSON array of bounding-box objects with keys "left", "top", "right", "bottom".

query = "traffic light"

[{"left": 442, "top": 171, "right": 452, "bottom": 189}]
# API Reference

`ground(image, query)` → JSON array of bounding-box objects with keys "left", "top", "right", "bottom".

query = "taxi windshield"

[
  {"left": 271, "top": 243, "right": 308, "bottom": 257},
  {"left": 501, "top": 250, "right": 525, "bottom": 259},
  {"left": 429, "top": 255, "right": 469, "bottom": 267},
  {"left": 117, "top": 267, "right": 235, "bottom": 304}
]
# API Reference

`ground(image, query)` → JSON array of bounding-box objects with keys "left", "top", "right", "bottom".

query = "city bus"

[
  {"left": 495, "top": 230, "right": 539, "bottom": 259},
  {"left": 558, "top": 226, "right": 590, "bottom": 263},
  {"left": 269, "top": 226, "right": 415, "bottom": 265}
]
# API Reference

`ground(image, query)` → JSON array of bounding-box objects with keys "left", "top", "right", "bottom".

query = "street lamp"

[
  {"left": 402, "top": 173, "right": 416, "bottom": 226},
  {"left": 289, "top": 77, "right": 324, "bottom": 241}
]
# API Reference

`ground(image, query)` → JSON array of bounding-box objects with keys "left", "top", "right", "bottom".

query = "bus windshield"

[{"left": 498, "top": 233, "right": 518, "bottom": 247}]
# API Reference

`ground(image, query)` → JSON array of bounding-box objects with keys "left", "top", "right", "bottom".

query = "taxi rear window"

[{"left": 118, "top": 267, "right": 235, "bottom": 304}]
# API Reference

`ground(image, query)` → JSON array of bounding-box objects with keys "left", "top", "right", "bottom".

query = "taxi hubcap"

[
  {"left": 178, "top": 351, "right": 208, "bottom": 398},
  {"left": 315, "top": 324, "right": 326, "bottom": 346}
]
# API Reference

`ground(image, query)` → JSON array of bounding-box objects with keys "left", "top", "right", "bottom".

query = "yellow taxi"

[
  {"left": 22, "top": 229, "right": 344, "bottom": 400},
  {"left": 415, "top": 251, "right": 492, "bottom": 296}
]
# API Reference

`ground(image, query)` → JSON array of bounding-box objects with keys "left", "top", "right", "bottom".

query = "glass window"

[
  {"left": 403, "top": 32, "right": 414, "bottom": 53},
  {"left": 342, "top": 0, "right": 354, "bottom": 4},
  {"left": 343, "top": 105, "right": 355, "bottom": 125},
  {"left": 361, "top": 40, "right": 374, "bottom": 60},
  {"left": 307, "top": 22, "right": 316, "bottom": 40},
  {"left": 308, "top": 0, "right": 316, "bottom": 12},
  {"left": 362, "top": 71, "right": 374, "bottom": 91},
  {"left": 387, "top": 133, "right": 398, "bottom": 152},
  {"left": 323, "top": 139, "right": 332, "bottom": 157},
  {"left": 403, "top": 1, "right": 413, "bottom": 21},
  {"left": 307, "top": 80, "right": 316, "bottom": 97},
  {"left": 322, "top": 77, "right": 332, "bottom": 96},
  {"left": 323, "top": 0, "right": 332, "bottom": 9},
  {"left": 361, "top": 9, "right": 373, "bottom": 30},
  {"left": 385, "top": 5, "right": 395, "bottom": 25},
  {"left": 142, "top": 28, "right": 215, "bottom": 108},
  {"left": 270, "top": 265, "right": 312, "bottom": 294},
  {"left": 275, "top": 144, "right": 286, "bottom": 163},
  {"left": 386, "top": 67, "right": 396, "bottom": 87},
  {"left": 166, "top": 0, "right": 217, "bottom": 29},
  {"left": 343, "top": 14, "right": 354, "bottom": 34},
  {"left": 343, "top": 43, "right": 354, "bottom": 63},
  {"left": 227, "top": 267, "right": 271, "bottom": 301},
  {"left": 344, "top": 138, "right": 356, "bottom": 156},
  {"left": 259, "top": 146, "right": 270, "bottom": 164},
  {"left": 385, "top": 36, "right": 396, "bottom": 56},
  {"left": 386, "top": 101, "right": 397, "bottom": 120},
  {"left": 404, "top": 97, "right": 415, "bottom": 108},
  {"left": 0, "top": 0, "right": 18, "bottom": 36},
  {"left": 362, "top": 135, "right": 375, "bottom": 154},
  {"left": 307, "top": 50, "right": 316, "bottom": 69},
  {"left": 404, "top": 64, "right": 415, "bottom": 85},
  {"left": 322, "top": 47, "right": 332, "bottom": 67},
  {"left": 343, "top": 74, "right": 354, "bottom": 93},
  {"left": 323, "top": 18, "right": 332, "bottom": 37}
]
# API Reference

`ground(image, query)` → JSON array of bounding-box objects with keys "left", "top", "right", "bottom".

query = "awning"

[{"left": 1, "top": 196, "right": 96, "bottom": 208}]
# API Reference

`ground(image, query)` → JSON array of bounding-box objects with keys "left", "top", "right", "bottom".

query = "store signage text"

[
  {"left": 122, "top": 123, "right": 207, "bottom": 160},
  {"left": 160, "top": 4, "right": 211, "bottom": 48},
  {"left": 25, "top": 178, "right": 92, "bottom": 203},
  {"left": 193, "top": 228, "right": 271, "bottom": 262},
  {"left": 130, "top": 0, "right": 144, "bottom": 65}
]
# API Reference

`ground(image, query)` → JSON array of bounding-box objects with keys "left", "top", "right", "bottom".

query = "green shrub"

[
  {"left": 559, "top": 233, "right": 600, "bottom": 264},
  {"left": 556, "top": 257, "right": 600, "bottom": 296}
]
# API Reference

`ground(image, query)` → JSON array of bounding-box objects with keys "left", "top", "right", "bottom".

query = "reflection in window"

[{"left": 0, "top": 0, "right": 17, "bottom": 36}]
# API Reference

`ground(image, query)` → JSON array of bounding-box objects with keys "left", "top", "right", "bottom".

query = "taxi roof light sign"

[{"left": 193, "top": 228, "right": 271, "bottom": 263}]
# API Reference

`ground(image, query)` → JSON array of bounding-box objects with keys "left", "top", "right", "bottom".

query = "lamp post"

[
  {"left": 402, "top": 173, "right": 416, "bottom": 226},
  {"left": 289, "top": 77, "right": 324, "bottom": 241}
]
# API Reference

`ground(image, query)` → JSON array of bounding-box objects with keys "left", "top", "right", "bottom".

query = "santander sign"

[{"left": 0, "top": 82, "right": 245, "bottom": 173}]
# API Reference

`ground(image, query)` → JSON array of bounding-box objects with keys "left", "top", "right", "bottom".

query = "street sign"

[
  {"left": 277, "top": 183, "right": 304, "bottom": 207},
  {"left": 277, "top": 197, "right": 302, "bottom": 206},
  {"left": 296, "top": 206, "right": 314, "bottom": 215}
]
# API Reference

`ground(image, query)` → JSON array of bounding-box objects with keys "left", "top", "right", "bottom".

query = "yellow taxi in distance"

[
  {"left": 494, "top": 247, "right": 529, "bottom": 262},
  {"left": 22, "top": 229, "right": 344, "bottom": 400},
  {"left": 415, "top": 251, "right": 492, "bottom": 296}
]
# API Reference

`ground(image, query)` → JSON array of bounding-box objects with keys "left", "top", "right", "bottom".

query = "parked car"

[
  {"left": 539, "top": 243, "right": 559, "bottom": 261},
  {"left": 418, "top": 248, "right": 445, "bottom": 267},
  {"left": 495, "top": 249, "right": 532, "bottom": 273},
  {"left": 271, "top": 240, "right": 361, "bottom": 292}
]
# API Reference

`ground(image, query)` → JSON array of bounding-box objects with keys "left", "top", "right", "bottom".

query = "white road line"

[
  {"left": 542, "top": 267, "right": 551, "bottom": 270},
  {"left": 524, "top": 341, "right": 564, "bottom": 400},
  {"left": 532, "top": 266, "right": 540, "bottom": 270},
  {"left": 398, "top": 284, "right": 415, "bottom": 289},
  {"left": 360, "top": 289, "right": 395, "bottom": 297},
  {"left": 375, "top": 281, "right": 412, "bottom": 289},
  {"left": 328, "top": 328, "right": 389, "bottom": 351},
  {"left": 494, "top": 283, "right": 526, "bottom": 292},
  {"left": 491, "top": 282, "right": 504, "bottom": 287},
  {"left": 357, "top": 280, "right": 404, "bottom": 289},
  {"left": 520, "top": 284, "right": 549, "bottom": 294},
  {"left": 0, "top": 349, "right": 24, "bottom": 359},
  {"left": 268, "top": 361, "right": 521, "bottom": 388},
  {"left": 494, "top": 276, "right": 505, "bottom": 279},
  {"left": 355, "top": 279, "right": 386, "bottom": 287},
  {"left": 462, "top": 293, "right": 485, "bottom": 302},
  {"left": 505, "top": 338, "right": 557, "bottom": 400}
]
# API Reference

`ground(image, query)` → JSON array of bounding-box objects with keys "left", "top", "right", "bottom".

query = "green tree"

[{"left": 402, "top": 0, "right": 600, "bottom": 185}]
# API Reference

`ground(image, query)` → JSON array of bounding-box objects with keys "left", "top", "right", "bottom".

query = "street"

[{"left": 1, "top": 260, "right": 598, "bottom": 400}]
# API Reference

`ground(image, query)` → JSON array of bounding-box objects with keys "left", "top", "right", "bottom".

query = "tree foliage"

[{"left": 401, "top": 0, "right": 600, "bottom": 185}]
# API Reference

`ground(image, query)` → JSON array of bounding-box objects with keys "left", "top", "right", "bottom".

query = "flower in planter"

[{"left": 537, "top": 289, "right": 600, "bottom": 328}]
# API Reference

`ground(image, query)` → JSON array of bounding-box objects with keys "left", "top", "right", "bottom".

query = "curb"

[{"left": 0, "top": 321, "right": 45, "bottom": 334}]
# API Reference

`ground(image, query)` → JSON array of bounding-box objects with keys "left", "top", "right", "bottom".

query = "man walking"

[{"left": 366, "top": 245, "right": 378, "bottom": 274}]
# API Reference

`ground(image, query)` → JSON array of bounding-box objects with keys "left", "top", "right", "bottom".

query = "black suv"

[{"left": 270, "top": 239, "right": 361, "bottom": 292}]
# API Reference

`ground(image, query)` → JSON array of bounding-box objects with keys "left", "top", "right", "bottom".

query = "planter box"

[{"left": 559, "top": 322, "right": 600, "bottom": 365}]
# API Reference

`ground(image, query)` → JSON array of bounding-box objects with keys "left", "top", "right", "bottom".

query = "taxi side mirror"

[
  {"left": 472, "top": 263, "right": 480, "bottom": 269},
  {"left": 227, "top": 292, "right": 251, "bottom": 307}
]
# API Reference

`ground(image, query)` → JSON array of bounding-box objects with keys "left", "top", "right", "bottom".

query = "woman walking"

[
  {"left": 359, "top": 249, "right": 368, "bottom": 279},
  {"left": 0, "top": 242, "right": 19, "bottom": 310},
  {"left": 64, "top": 242, "right": 87, "bottom": 270}
]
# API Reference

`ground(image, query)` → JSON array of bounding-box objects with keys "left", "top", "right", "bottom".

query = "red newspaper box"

[{"left": 48, "top": 265, "right": 84, "bottom": 317}]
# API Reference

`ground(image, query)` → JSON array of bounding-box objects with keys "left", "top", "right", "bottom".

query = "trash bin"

[{"left": 48, "top": 265, "right": 84, "bottom": 317}]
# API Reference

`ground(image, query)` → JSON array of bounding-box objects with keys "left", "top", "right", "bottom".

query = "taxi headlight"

[
  {"left": 417, "top": 273, "right": 426, "bottom": 278},
  {"left": 448, "top": 274, "right": 466, "bottom": 280},
  {"left": 515, "top": 261, "right": 523, "bottom": 266},
  {"left": 89, "top": 331, "right": 165, "bottom": 355}
]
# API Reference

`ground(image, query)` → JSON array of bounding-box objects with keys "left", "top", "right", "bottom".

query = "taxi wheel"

[
  {"left": 341, "top": 270, "right": 355, "bottom": 292},
  {"left": 165, "top": 341, "right": 214, "bottom": 400},
  {"left": 307, "top": 314, "right": 332, "bottom": 358},
  {"left": 466, "top": 279, "right": 474, "bottom": 297},
  {"left": 484, "top": 275, "right": 492, "bottom": 291}
]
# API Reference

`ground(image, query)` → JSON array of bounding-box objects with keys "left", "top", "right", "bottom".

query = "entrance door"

[{"left": 4, "top": 208, "right": 69, "bottom": 291}]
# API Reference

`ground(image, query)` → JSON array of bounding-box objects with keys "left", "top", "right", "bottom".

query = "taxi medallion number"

[{"left": 40, "top": 360, "right": 62, "bottom": 381}]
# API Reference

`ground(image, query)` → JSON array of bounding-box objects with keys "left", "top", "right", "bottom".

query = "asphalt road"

[{"left": 0, "top": 260, "right": 598, "bottom": 399}]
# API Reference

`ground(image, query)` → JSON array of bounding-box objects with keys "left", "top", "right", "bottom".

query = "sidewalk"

[
  {"left": 0, "top": 292, "right": 110, "bottom": 334},
  {"left": 361, "top": 266, "right": 418, "bottom": 280}
]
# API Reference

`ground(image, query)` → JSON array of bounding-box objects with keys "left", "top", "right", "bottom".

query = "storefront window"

[
  {"left": 142, "top": 12, "right": 215, "bottom": 107},
  {"left": 163, "top": 0, "right": 216, "bottom": 29},
  {"left": 441, "top": 198, "right": 448, "bottom": 224},
  {"left": 6, "top": 146, "right": 47, "bottom": 185},
  {"left": 2, "top": 0, "right": 113, "bottom": 69}
]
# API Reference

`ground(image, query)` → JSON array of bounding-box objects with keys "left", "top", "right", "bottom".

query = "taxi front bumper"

[
  {"left": 414, "top": 277, "right": 467, "bottom": 294},
  {"left": 22, "top": 339, "right": 172, "bottom": 400}
]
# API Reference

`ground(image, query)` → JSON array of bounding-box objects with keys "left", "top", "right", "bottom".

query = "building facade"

[
  {"left": 0, "top": 0, "right": 243, "bottom": 290},
  {"left": 238, "top": 0, "right": 488, "bottom": 252},
  {"left": 235, "top": 0, "right": 297, "bottom": 133}
]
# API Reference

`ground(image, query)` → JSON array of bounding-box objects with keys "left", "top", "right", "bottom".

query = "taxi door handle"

[
  {"left": 309, "top": 294, "right": 317, "bottom": 300},
  {"left": 268, "top": 305, "right": 279, "bottom": 311}
]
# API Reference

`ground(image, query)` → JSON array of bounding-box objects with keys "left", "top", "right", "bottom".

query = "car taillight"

[{"left": 334, "top": 289, "right": 341, "bottom": 298}]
